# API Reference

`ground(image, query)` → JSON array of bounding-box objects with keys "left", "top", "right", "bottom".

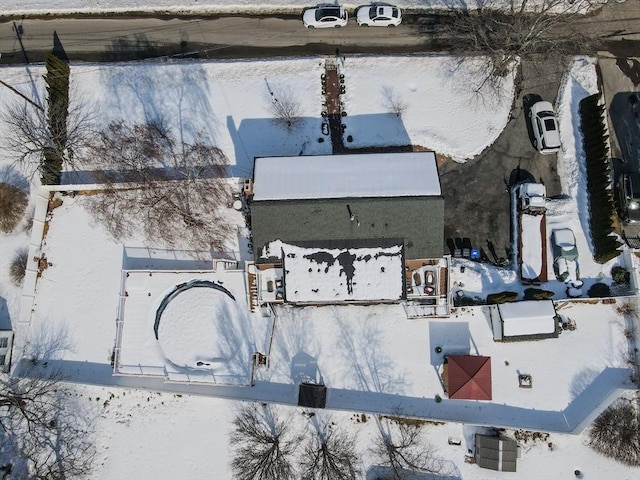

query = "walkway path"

[
  {"left": 323, "top": 58, "right": 345, "bottom": 153},
  {"left": 25, "top": 355, "right": 632, "bottom": 435}
]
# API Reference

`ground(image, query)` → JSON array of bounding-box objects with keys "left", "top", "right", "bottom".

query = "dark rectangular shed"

[{"left": 298, "top": 383, "right": 327, "bottom": 408}]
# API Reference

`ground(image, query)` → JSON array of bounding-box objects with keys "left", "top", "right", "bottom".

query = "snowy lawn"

[{"left": 341, "top": 55, "right": 515, "bottom": 160}]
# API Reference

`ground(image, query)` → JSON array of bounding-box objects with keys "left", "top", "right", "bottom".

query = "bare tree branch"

[
  {"left": 265, "top": 86, "right": 303, "bottom": 130},
  {"left": 300, "top": 416, "right": 360, "bottom": 480},
  {"left": 0, "top": 94, "right": 94, "bottom": 179},
  {"left": 444, "top": 0, "right": 601, "bottom": 90},
  {"left": 381, "top": 86, "right": 408, "bottom": 118},
  {"left": 230, "top": 403, "right": 298, "bottom": 480},
  {"left": 0, "top": 362, "right": 96, "bottom": 479},
  {"left": 86, "top": 120, "right": 232, "bottom": 250},
  {"left": 589, "top": 397, "right": 640, "bottom": 466},
  {"left": 371, "top": 416, "right": 449, "bottom": 480}
]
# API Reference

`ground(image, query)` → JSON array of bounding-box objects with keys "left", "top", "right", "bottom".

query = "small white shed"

[{"left": 493, "top": 300, "right": 558, "bottom": 341}]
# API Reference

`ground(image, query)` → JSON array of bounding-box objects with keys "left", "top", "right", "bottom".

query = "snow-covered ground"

[{"left": 1, "top": 54, "right": 638, "bottom": 478}]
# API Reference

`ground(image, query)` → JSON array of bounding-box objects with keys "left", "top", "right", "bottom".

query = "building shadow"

[
  {"left": 121, "top": 245, "right": 214, "bottom": 270},
  {"left": 341, "top": 112, "right": 411, "bottom": 151},
  {"left": 428, "top": 321, "right": 471, "bottom": 367},
  {"left": 227, "top": 116, "right": 328, "bottom": 178},
  {"left": 0, "top": 297, "right": 11, "bottom": 330},
  {"left": 291, "top": 350, "right": 322, "bottom": 384}
]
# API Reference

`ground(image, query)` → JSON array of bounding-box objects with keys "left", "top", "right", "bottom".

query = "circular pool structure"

[{"left": 154, "top": 280, "right": 238, "bottom": 369}]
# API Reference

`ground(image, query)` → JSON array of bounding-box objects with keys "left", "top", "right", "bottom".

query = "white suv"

[{"left": 528, "top": 101, "right": 561, "bottom": 154}]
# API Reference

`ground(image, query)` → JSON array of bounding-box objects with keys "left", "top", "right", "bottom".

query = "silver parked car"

[
  {"left": 356, "top": 3, "right": 402, "bottom": 27},
  {"left": 528, "top": 101, "right": 561, "bottom": 154},
  {"left": 303, "top": 4, "right": 348, "bottom": 28}
]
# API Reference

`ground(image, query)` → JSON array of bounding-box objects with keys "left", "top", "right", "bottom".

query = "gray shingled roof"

[
  {"left": 250, "top": 195, "right": 444, "bottom": 261},
  {"left": 475, "top": 435, "right": 517, "bottom": 472}
]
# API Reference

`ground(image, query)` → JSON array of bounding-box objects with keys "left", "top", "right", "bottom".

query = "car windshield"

[
  {"left": 317, "top": 8, "right": 340, "bottom": 20},
  {"left": 628, "top": 174, "right": 640, "bottom": 199},
  {"left": 543, "top": 118, "right": 557, "bottom": 131}
]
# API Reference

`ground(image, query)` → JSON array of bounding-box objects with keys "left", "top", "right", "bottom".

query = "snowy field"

[{"left": 0, "top": 54, "right": 639, "bottom": 478}]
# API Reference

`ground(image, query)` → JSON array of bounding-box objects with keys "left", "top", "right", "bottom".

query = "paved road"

[
  {"left": 0, "top": 15, "right": 441, "bottom": 64},
  {"left": 0, "top": 1, "right": 639, "bottom": 64}
]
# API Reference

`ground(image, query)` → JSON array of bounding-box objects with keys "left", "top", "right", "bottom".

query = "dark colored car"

[{"left": 617, "top": 172, "right": 640, "bottom": 224}]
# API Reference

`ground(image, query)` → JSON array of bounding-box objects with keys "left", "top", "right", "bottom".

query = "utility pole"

[
  {"left": 0, "top": 21, "right": 44, "bottom": 111},
  {"left": 13, "top": 19, "right": 30, "bottom": 64},
  {"left": 0, "top": 80, "right": 44, "bottom": 111}
]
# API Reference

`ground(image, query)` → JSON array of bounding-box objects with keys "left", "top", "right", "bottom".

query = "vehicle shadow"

[{"left": 522, "top": 93, "right": 543, "bottom": 150}]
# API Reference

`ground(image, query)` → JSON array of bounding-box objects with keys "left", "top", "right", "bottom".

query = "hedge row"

[
  {"left": 578, "top": 93, "right": 622, "bottom": 263},
  {"left": 41, "top": 51, "right": 70, "bottom": 185}
]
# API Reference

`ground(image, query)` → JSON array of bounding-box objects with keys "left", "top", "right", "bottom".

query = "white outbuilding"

[{"left": 492, "top": 300, "right": 559, "bottom": 341}]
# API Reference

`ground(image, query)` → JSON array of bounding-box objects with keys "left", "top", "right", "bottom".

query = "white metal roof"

[
  {"left": 498, "top": 300, "right": 557, "bottom": 337},
  {"left": 519, "top": 183, "right": 546, "bottom": 207},
  {"left": 553, "top": 228, "right": 576, "bottom": 250},
  {"left": 520, "top": 182, "right": 546, "bottom": 197},
  {"left": 252, "top": 152, "right": 441, "bottom": 201}
]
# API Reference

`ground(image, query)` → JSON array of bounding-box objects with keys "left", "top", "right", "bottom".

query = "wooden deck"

[{"left": 247, "top": 272, "right": 258, "bottom": 312}]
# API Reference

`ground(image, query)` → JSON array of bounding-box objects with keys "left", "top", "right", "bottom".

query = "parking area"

[{"left": 439, "top": 59, "right": 564, "bottom": 263}]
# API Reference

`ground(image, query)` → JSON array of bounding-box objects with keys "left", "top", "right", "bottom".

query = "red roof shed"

[{"left": 443, "top": 355, "right": 492, "bottom": 400}]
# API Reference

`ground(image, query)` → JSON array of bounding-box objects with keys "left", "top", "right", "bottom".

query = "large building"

[
  {"left": 246, "top": 152, "right": 449, "bottom": 311},
  {"left": 249, "top": 152, "right": 444, "bottom": 262}
]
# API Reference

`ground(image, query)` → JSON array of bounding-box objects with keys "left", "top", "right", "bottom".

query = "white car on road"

[
  {"left": 356, "top": 3, "right": 402, "bottom": 27},
  {"left": 528, "top": 100, "right": 561, "bottom": 154},
  {"left": 303, "top": 5, "right": 348, "bottom": 28}
]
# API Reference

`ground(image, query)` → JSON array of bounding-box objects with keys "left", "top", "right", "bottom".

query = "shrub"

[
  {"left": 579, "top": 94, "right": 622, "bottom": 263},
  {"left": 587, "top": 282, "right": 611, "bottom": 298},
  {"left": 0, "top": 182, "right": 28, "bottom": 232},
  {"left": 486, "top": 291, "right": 518, "bottom": 304},
  {"left": 9, "top": 250, "right": 28, "bottom": 285},
  {"left": 612, "top": 266, "right": 631, "bottom": 285},
  {"left": 589, "top": 399, "right": 640, "bottom": 466},
  {"left": 453, "top": 295, "right": 483, "bottom": 307},
  {"left": 523, "top": 288, "right": 554, "bottom": 301}
]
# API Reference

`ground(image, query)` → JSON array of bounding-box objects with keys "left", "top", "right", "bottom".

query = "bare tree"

[
  {"left": 0, "top": 362, "right": 96, "bottom": 478},
  {"left": 589, "top": 397, "right": 640, "bottom": 466},
  {"left": 266, "top": 86, "right": 302, "bottom": 130},
  {"left": 301, "top": 417, "right": 360, "bottom": 480},
  {"left": 370, "top": 416, "right": 448, "bottom": 480},
  {"left": 381, "top": 86, "right": 408, "bottom": 118},
  {"left": 229, "top": 403, "right": 298, "bottom": 480},
  {"left": 0, "top": 183, "right": 27, "bottom": 233},
  {"left": 1, "top": 92, "right": 94, "bottom": 183},
  {"left": 444, "top": 0, "right": 601, "bottom": 90},
  {"left": 87, "top": 120, "right": 232, "bottom": 250},
  {"left": 9, "top": 249, "right": 29, "bottom": 286}
]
